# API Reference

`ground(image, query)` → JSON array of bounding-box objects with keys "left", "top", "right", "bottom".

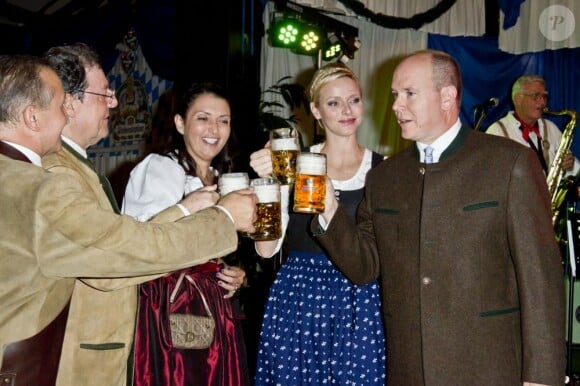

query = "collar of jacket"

[
  {"left": 412, "top": 125, "right": 471, "bottom": 162},
  {"left": 61, "top": 140, "right": 96, "bottom": 171},
  {"left": 0, "top": 141, "right": 31, "bottom": 163}
]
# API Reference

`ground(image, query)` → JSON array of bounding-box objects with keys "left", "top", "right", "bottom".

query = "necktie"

[
  {"left": 424, "top": 146, "right": 434, "bottom": 164},
  {"left": 97, "top": 172, "right": 121, "bottom": 214},
  {"left": 61, "top": 141, "right": 121, "bottom": 214}
]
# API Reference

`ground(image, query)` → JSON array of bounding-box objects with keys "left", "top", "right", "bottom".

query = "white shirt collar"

[
  {"left": 416, "top": 119, "right": 462, "bottom": 163},
  {"left": 1, "top": 140, "right": 42, "bottom": 166},
  {"left": 61, "top": 135, "right": 87, "bottom": 158}
]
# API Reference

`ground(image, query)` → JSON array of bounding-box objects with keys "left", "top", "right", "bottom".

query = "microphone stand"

[{"left": 473, "top": 105, "right": 490, "bottom": 131}]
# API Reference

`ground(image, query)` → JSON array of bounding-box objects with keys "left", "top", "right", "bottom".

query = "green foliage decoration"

[{"left": 258, "top": 76, "right": 310, "bottom": 132}]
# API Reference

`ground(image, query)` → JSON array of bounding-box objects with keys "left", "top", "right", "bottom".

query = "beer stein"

[
  {"left": 218, "top": 172, "right": 249, "bottom": 196},
  {"left": 249, "top": 177, "right": 282, "bottom": 241},
  {"left": 293, "top": 152, "right": 326, "bottom": 214},
  {"left": 270, "top": 127, "right": 300, "bottom": 185}
]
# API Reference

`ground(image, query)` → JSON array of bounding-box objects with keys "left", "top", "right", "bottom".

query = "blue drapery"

[
  {"left": 428, "top": 34, "right": 580, "bottom": 155},
  {"left": 496, "top": 0, "right": 526, "bottom": 29}
]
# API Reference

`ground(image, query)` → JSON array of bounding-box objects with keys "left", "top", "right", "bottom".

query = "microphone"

[
  {"left": 475, "top": 97, "right": 499, "bottom": 109},
  {"left": 473, "top": 97, "right": 499, "bottom": 131}
]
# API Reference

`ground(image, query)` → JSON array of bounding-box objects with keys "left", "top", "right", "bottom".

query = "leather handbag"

[{"left": 168, "top": 273, "right": 215, "bottom": 349}]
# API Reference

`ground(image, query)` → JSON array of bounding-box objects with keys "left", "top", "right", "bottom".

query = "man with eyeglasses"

[
  {"left": 34, "top": 43, "right": 252, "bottom": 386},
  {"left": 486, "top": 74, "right": 579, "bottom": 176},
  {"left": 0, "top": 52, "right": 257, "bottom": 386}
]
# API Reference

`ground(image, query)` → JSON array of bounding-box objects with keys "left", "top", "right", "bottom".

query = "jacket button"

[{"left": 422, "top": 277, "right": 432, "bottom": 285}]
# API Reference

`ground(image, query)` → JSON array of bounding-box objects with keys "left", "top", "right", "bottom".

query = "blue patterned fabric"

[
  {"left": 254, "top": 149, "right": 386, "bottom": 385},
  {"left": 254, "top": 252, "right": 386, "bottom": 385}
]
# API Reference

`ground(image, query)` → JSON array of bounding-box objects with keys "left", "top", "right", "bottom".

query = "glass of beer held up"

[
  {"left": 293, "top": 152, "right": 326, "bottom": 214},
  {"left": 270, "top": 127, "right": 300, "bottom": 185},
  {"left": 249, "top": 177, "right": 282, "bottom": 241},
  {"left": 218, "top": 172, "right": 250, "bottom": 196}
]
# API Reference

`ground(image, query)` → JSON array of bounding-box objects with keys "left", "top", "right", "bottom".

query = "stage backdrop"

[
  {"left": 260, "top": 0, "right": 580, "bottom": 157},
  {"left": 429, "top": 34, "right": 580, "bottom": 140}
]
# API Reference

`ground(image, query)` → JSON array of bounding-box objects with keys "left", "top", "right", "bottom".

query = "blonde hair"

[{"left": 307, "top": 63, "right": 361, "bottom": 106}]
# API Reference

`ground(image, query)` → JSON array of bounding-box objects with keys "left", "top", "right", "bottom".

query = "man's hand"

[
  {"left": 217, "top": 188, "right": 257, "bottom": 233},
  {"left": 249, "top": 143, "right": 273, "bottom": 178},
  {"left": 179, "top": 185, "right": 219, "bottom": 214},
  {"left": 563, "top": 151, "right": 575, "bottom": 171}
]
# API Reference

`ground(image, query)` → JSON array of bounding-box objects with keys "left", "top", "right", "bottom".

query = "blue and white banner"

[
  {"left": 89, "top": 28, "right": 173, "bottom": 176},
  {"left": 499, "top": 0, "right": 579, "bottom": 53}
]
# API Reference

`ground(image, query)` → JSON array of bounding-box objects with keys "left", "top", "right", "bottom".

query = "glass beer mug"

[
  {"left": 249, "top": 177, "right": 282, "bottom": 241},
  {"left": 293, "top": 152, "right": 326, "bottom": 214},
  {"left": 270, "top": 127, "right": 300, "bottom": 185},
  {"left": 218, "top": 172, "right": 249, "bottom": 196}
]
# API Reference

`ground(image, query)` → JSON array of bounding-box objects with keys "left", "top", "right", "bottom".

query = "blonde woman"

[{"left": 250, "top": 63, "right": 386, "bottom": 385}]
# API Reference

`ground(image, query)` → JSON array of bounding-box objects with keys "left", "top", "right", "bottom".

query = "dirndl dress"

[{"left": 254, "top": 149, "right": 386, "bottom": 385}]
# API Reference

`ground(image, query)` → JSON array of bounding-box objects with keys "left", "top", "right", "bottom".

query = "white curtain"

[
  {"left": 293, "top": 0, "right": 486, "bottom": 37},
  {"left": 260, "top": 2, "right": 427, "bottom": 155},
  {"left": 499, "top": 0, "right": 579, "bottom": 53}
]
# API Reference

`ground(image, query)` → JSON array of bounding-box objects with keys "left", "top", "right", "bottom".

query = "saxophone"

[{"left": 545, "top": 107, "right": 577, "bottom": 226}]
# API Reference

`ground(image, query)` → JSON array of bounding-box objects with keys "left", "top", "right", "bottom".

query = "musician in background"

[{"left": 486, "top": 75, "right": 579, "bottom": 176}]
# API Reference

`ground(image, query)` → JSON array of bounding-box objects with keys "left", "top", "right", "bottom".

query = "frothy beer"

[
  {"left": 270, "top": 128, "right": 300, "bottom": 185},
  {"left": 293, "top": 152, "right": 326, "bottom": 214},
  {"left": 249, "top": 177, "right": 282, "bottom": 241},
  {"left": 219, "top": 172, "right": 249, "bottom": 196}
]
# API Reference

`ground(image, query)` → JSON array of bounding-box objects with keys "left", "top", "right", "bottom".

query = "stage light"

[
  {"left": 295, "top": 28, "right": 322, "bottom": 55},
  {"left": 324, "top": 43, "right": 341, "bottom": 60},
  {"left": 270, "top": 16, "right": 320, "bottom": 56},
  {"left": 268, "top": 2, "right": 359, "bottom": 59},
  {"left": 271, "top": 19, "right": 301, "bottom": 47},
  {"left": 338, "top": 36, "right": 361, "bottom": 63},
  {"left": 322, "top": 33, "right": 342, "bottom": 61}
]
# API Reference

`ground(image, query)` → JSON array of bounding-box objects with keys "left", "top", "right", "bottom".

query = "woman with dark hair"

[{"left": 123, "top": 82, "right": 249, "bottom": 386}]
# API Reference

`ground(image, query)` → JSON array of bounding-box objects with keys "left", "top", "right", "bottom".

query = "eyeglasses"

[
  {"left": 520, "top": 92, "right": 549, "bottom": 102},
  {"left": 79, "top": 89, "right": 116, "bottom": 103}
]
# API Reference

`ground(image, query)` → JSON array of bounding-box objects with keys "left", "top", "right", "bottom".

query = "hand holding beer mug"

[
  {"left": 218, "top": 172, "right": 250, "bottom": 196},
  {"left": 248, "top": 177, "right": 282, "bottom": 241},
  {"left": 270, "top": 127, "right": 300, "bottom": 185},
  {"left": 218, "top": 173, "right": 256, "bottom": 234},
  {"left": 293, "top": 152, "right": 326, "bottom": 213}
]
